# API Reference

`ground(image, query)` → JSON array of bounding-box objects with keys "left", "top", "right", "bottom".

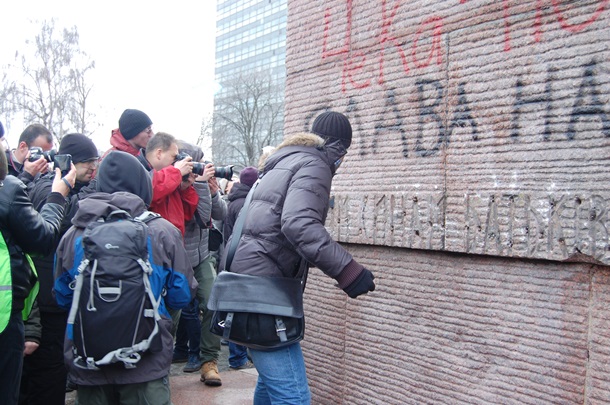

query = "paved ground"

[{"left": 66, "top": 344, "right": 257, "bottom": 404}]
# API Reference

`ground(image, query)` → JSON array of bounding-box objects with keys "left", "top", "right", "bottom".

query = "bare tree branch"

[{"left": 212, "top": 71, "right": 283, "bottom": 169}]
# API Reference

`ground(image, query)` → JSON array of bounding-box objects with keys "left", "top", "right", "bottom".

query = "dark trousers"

[
  {"left": 0, "top": 312, "right": 25, "bottom": 405},
  {"left": 174, "top": 299, "right": 201, "bottom": 358},
  {"left": 19, "top": 311, "right": 68, "bottom": 405}
]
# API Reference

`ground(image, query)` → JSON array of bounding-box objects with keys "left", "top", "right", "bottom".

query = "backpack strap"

[{"left": 135, "top": 211, "right": 161, "bottom": 224}]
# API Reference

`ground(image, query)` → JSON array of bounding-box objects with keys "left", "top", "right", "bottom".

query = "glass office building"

[
  {"left": 212, "top": 0, "right": 287, "bottom": 166},
  {"left": 214, "top": 0, "right": 287, "bottom": 97}
]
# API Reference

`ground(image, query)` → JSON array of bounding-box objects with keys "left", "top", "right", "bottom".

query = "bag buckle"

[
  {"left": 275, "top": 317, "right": 288, "bottom": 342},
  {"left": 217, "top": 320, "right": 225, "bottom": 328}
]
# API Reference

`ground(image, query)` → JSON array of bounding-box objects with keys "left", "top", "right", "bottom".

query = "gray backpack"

[{"left": 67, "top": 210, "right": 162, "bottom": 370}]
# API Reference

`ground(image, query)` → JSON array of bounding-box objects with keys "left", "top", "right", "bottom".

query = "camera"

[
  {"left": 175, "top": 153, "right": 234, "bottom": 180},
  {"left": 175, "top": 152, "right": 205, "bottom": 176},
  {"left": 53, "top": 154, "right": 72, "bottom": 176},
  {"left": 28, "top": 147, "right": 57, "bottom": 163},
  {"left": 204, "top": 161, "right": 234, "bottom": 181}
]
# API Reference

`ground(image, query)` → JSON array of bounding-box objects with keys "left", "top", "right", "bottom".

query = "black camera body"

[
  {"left": 175, "top": 152, "right": 205, "bottom": 176},
  {"left": 175, "top": 153, "right": 234, "bottom": 180},
  {"left": 28, "top": 147, "right": 57, "bottom": 163},
  {"left": 53, "top": 154, "right": 72, "bottom": 176}
]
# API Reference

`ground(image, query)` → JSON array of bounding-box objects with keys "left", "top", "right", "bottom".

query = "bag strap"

[{"left": 225, "top": 181, "right": 259, "bottom": 270}]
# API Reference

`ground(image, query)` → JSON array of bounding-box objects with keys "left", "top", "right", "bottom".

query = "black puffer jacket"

[
  {"left": 0, "top": 175, "right": 66, "bottom": 313},
  {"left": 221, "top": 133, "right": 353, "bottom": 280}
]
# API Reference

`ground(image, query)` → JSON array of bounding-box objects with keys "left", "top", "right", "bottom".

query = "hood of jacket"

[
  {"left": 227, "top": 182, "right": 251, "bottom": 202},
  {"left": 109, "top": 128, "right": 139, "bottom": 156},
  {"left": 263, "top": 133, "right": 347, "bottom": 176},
  {"left": 71, "top": 192, "right": 148, "bottom": 229}
]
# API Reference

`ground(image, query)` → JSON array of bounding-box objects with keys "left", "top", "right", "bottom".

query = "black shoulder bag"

[{"left": 207, "top": 182, "right": 307, "bottom": 351}]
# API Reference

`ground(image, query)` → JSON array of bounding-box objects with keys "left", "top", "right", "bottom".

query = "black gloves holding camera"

[{"left": 336, "top": 260, "right": 376, "bottom": 299}]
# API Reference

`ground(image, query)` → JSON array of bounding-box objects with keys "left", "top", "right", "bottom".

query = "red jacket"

[{"left": 149, "top": 166, "right": 199, "bottom": 235}]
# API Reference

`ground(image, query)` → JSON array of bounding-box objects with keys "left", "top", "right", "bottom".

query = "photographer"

[
  {"left": 20, "top": 133, "right": 99, "bottom": 405},
  {"left": 139, "top": 132, "right": 198, "bottom": 235},
  {"left": 175, "top": 141, "right": 227, "bottom": 383},
  {"left": 0, "top": 141, "right": 76, "bottom": 404},
  {"left": 5, "top": 124, "right": 54, "bottom": 186}
]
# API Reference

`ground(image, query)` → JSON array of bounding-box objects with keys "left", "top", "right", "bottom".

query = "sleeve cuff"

[
  {"left": 335, "top": 259, "right": 364, "bottom": 289},
  {"left": 46, "top": 192, "right": 67, "bottom": 206}
]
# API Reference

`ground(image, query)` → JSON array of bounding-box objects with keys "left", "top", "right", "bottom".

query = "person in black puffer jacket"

[
  {"left": 0, "top": 142, "right": 74, "bottom": 405},
  {"left": 219, "top": 111, "right": 375, "bottom": 405}
]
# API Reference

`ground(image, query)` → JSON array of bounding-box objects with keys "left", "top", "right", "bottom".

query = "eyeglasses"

[
  {"left": 143, "top": 126, "right": 153, "bottom": 135},
  {"left": 81, "top": 159, "right": 99, "bottom": 168}
]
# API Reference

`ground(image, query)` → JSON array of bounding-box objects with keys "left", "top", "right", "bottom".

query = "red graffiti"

[
  {"left": 412, "top": 16, "right": 444, "bottom": 69},
  {"left": 378, "top": 0, "right": 409, "bottom": 85},
  {"left": 503, "top": 0, "right": 608, "bottom": 51},
  {"left": 323, "top": 0, "right": 445, "bottom": 92},
  {"left": 323, "top": 0, "right": 608, "bottom": 91},
  {"left": 552, "top": 0, "right": 609, "bottom": 32}
]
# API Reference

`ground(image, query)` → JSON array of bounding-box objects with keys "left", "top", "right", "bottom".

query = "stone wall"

[{"left": 285, "top": 0, "right": 610, "bottom": 403}]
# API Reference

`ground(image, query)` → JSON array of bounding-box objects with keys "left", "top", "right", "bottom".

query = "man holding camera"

[
  {"left": 139, "top": 131, "right": 198, "bottom": 235},
  {"left": 5, "top": 124, "right": 54, "bottom": 186},
  {"left": 20, "top": 133, "right": 99, "bottom": 405},
  {"left": 175, "top": 141, "right": 228, "bottom": 383}
]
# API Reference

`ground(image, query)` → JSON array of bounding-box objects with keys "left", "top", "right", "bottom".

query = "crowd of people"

[{"left": 0, "top": 109, "right": 375, "bottom": 405}]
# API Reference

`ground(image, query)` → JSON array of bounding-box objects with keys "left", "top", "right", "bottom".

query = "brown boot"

[{"left": 200, "top": 360, "right": 222, "bottom": 386}]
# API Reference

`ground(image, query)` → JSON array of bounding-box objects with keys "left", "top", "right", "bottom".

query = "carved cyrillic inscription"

[{"left": 328, "top": 192, "right": 610, "bottom": 264}]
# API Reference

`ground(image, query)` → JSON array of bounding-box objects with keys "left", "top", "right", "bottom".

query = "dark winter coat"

[
  {"left": 220, "top": 133, "right": 353, "bottom": 280},
  {"left": 183, "top": 181, "right": 227, "bottom": 268},
  {"left": 222, "top": 182, "right": 252, "bottom": 244},
  {"left": 54, "top": 191, "right": 194, "bottom": 386},
  {"left": 0, "top": 175, "right": 66, "bottom": 314}
]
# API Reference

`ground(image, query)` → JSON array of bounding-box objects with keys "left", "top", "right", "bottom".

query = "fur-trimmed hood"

[{"left": 263, "top": 132, "right": 347, "bottom": 176}]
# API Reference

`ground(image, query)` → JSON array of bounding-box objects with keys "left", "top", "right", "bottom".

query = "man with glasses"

[
  {"left": 20, "top": 133, "right": 100, "bottom": 405},
  {"left": 101, "top": 108, "right": 153, "bottom": 160}
]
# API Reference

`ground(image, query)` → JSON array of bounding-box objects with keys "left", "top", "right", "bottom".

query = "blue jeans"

[
  {"left": 249, "top": 343, "right": 311, "bottom": 405},
  {"left": 228, "top": 342, "right": 249, "bottom": 368}
]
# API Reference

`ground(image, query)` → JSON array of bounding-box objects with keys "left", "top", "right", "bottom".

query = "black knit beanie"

[
  {"left": 311, "top": 111, "right": 352, "bottom": 149},
  {"left": 96, "top": 151, "right": 153, "bottom": 206},
  {"left": 59, "top": 133, "right": 98, "bottom": 163},
  {"left": 0, "top": 121, "right": 4, "bottom": 139},
  {"left": 118, "top": 109, "right": 153, "bottom": 140}
]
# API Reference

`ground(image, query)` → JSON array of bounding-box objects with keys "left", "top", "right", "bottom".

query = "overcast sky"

[{"left": 1, "top": 0, "right": 217, "bottom": 152}]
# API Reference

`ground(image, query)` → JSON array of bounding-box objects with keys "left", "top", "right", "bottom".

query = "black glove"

[{"left": 343, "top": 268, "right": 375, "bottom": 298}]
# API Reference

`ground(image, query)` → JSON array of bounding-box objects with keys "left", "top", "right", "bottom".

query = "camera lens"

[
  {"left": 214, "top": 165, "right": 234, "bottom": 181},
  {"left": 192, "top": 162, "right": 204, "bottom": 176}
]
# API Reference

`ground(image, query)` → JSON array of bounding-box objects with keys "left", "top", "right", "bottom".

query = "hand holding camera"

[
  {"left": 50, "top": 159, "right": 77, "bottom": 197},
  {"left": 24, "top": 146, "right": 55, "bottom": 176},
  {"left": 173, "top": 153, "right": 194, "bottom": 177},
  {"left": 197, "top": 162, "right": 215, "bottom": 182}
]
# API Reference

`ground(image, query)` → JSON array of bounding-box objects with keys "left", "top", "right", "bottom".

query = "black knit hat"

[
  {"left": 118, "top": 109, "right": 152, "bottom": 140},
  {"left": 311, "top": 111, "right": 352, "bottom": 149},
  {"left": 59, "top": 133, "right": 98, "bottom": 163},
  {"left": 0, "top": 121, "right": 4, "bottom": 139},
  {"left": 96, "top": 151, "right": 153, "bottom": 206}
]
